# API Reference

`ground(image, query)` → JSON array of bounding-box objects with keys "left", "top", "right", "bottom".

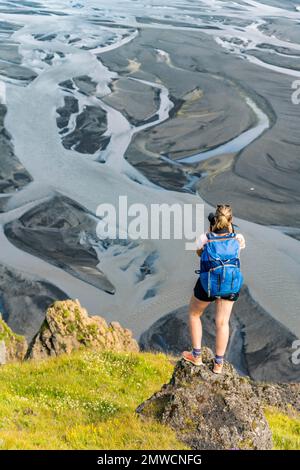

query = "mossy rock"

[
  {"left": 0, "top": 314, "right": 28, "bottom": 363},
  {"left": 137, "top": 349, "right": 273, "bottom": 450},
  {"left": 26, "top": 299, "right": 139, "bottom": 360}
]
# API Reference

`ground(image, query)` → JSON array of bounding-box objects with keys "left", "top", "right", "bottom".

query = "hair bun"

[{"left": 212, "top": 204, "right": 233, "bottom": 231}]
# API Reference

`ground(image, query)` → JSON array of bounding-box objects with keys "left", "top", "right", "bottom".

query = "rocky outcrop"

[
  {"left": 137, "top": 348, "right": 273, "bottom": 450},
  {"left": 0, "top": 314, "right": 28, "bottom": 363},
  {"left": 26, "top": 299, "right": 139, "bottom": 360}
]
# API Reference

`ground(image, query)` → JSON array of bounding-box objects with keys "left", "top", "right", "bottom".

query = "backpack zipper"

[{"left": 209, "top": 264, "right": 238, "bottom": 271}]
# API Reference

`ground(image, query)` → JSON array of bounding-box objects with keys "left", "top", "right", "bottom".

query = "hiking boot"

[
  {"left": 182, "top": 350, "right": 203, "bottom": 366},
  {"left": 212, "top": 360, "right": 223, "bottom": 374}
]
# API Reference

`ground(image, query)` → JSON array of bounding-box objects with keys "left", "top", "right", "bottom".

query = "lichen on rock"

[
  {"left": 26, "top": 299, "right": 139, "bottom": 360},
  {"left": 136, "top": 347, "right": 273, "bottom": 450}
]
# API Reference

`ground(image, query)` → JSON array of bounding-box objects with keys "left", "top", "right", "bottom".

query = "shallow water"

[{"left": 179, "top": 96, "right": 270, "bottom": 163}]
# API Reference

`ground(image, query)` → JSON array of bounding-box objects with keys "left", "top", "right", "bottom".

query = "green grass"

[
  {"left": 265, "top": 407, "right": 300, "bottom": 450},
  {"left": 0, "top": 350, "right": 188, "bottom": 450},
  {"left": 0, "top": 350, "right": 298, "bottom": 450}
]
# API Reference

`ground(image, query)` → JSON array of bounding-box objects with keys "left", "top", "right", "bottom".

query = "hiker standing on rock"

[{"left": 182, "top": 204, "right": 245, "bottom": 374}]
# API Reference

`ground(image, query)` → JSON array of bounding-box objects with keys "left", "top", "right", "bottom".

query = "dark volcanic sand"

[
  {"left": 0, "top": 103, "right": 32, "bottom": 196},
  {"left": 100, "top": 27, "right": 300, "bottom": 227},
  {"left": 4, "top": 195, "right": 116, "bottom": 295},
  {"left": 0, "top": 263, "right": 67, "bottom": 340}
]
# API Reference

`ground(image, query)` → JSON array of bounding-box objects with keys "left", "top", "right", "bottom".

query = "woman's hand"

[{"left": 196, "top": 248, "right": 203, "bottom": 257}]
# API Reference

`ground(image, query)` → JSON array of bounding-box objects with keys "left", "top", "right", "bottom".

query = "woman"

[{"left": 182, "top": 204, "right": 245, "bottom": 374}]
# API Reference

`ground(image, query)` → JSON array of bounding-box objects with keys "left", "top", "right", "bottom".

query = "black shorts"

[{"left": 193, "top": 278, "right": 239, "bottom": 302}]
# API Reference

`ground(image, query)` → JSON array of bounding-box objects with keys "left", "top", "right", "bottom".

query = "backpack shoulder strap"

[{"left": 207, "top": 232, "right": 236, "bottom": 241}]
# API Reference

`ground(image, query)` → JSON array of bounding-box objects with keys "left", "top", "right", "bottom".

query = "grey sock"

[
  {"left": 215, "top": 355, "right": 224, "bottom": 365},
  {"left": 192, "top": 348, "right": 201, "bottom": 358}
]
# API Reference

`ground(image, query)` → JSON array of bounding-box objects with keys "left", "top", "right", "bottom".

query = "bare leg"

[
  {"left": 215, "top": 299, "right": 234, "bottom": 357},
  {"left": 188, "top": 295, "right": 210, "bottom": 349}
]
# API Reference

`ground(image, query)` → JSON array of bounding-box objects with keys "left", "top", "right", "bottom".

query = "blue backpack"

[{"left": 198, "top": 232, "right": 243, "bottom": 297}]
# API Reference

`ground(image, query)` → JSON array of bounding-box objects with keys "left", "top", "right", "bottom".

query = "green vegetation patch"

[
  {"left": 0, "top": 350, "right": 186, "bottom": 450},
  {"left": 0, "top": 347, "right": 298, "bottom": 450},
  {"left": 265, "top": 407, "right": 300, "bottom": 450}
]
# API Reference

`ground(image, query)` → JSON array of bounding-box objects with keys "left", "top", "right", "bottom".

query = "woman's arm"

[
  {"left": 195, "top": 233, "right": 208, "bottom": 257},
  {"left": 196, "top": 247, "right": 204, "bottom": 257},
  {"left": 236, "top": 233, "right": 246, "bottom": 249}
]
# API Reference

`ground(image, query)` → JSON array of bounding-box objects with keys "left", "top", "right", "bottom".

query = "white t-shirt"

[{"left": 196, "top": 232, "right": 246, "bottom": 251}]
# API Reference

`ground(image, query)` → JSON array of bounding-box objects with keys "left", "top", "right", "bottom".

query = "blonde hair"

[{"left": 212, "top": 204, "right": 233, "bottom": 232}]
